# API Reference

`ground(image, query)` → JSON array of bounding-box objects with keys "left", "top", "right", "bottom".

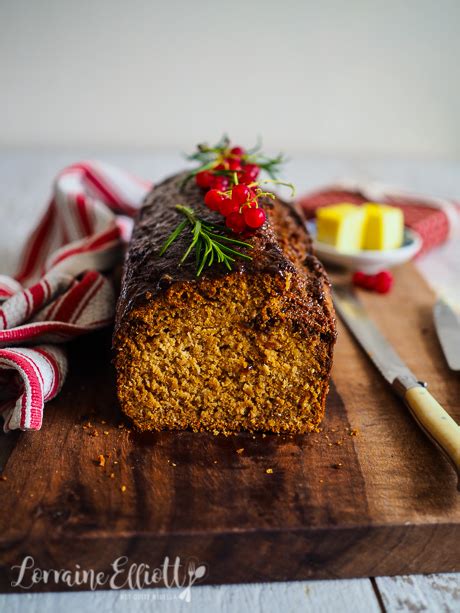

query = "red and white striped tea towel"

[{"left": 0, "top": 162, "right": 151, "bottom": 432}]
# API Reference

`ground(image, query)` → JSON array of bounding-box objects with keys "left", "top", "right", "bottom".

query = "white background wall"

[{"left": 1, "top": 0, "right": 460, "bottom": 158}]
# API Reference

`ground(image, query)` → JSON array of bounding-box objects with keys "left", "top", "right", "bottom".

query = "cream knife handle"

[{"left": 404, "top": 386, "right": 460, "bottom": 490}]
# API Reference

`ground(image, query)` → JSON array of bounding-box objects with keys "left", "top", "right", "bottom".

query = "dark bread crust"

[
  {"left": 114, "top": 172, "right": 336, "bottom": 433},
  {"left": 115, "top": 172, "right": 334, "bottom": 338}
]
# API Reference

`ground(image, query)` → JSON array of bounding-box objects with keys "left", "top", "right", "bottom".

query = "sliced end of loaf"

[{"left": 114, "top": 271, "right": 334, "bottom": 434}]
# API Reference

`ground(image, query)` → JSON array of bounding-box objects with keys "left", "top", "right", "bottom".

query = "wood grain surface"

[{"left": 0, "top": 262, "right": 459, "bottom": 593}]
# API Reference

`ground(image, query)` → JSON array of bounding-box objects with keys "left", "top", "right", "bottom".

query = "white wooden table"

[{"left": 0, "top": 150, "right": 459, "bottom": 612}]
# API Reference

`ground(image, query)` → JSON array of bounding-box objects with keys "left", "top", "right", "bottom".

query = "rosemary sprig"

[
  {"left": 247, "top": 153, "right": 286, "bottom": 180},
  {"left": 181, "top": 135, "right": 286, "bottom": 188},
  {"left": 185, "top": 134, "right": 231, "bottom": 163},
  {"left": 159, "top": 205, "right": 253, "bottom": 276}
]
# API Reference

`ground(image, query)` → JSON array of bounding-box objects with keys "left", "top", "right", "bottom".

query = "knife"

[
  {"left": 333, "top": 285, "right": 460, "bottom": 489},
  {"left": 434, "top": 298, "right": 460, "bottom": 371}
]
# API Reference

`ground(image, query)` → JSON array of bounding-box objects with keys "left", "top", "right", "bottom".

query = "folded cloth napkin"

[
  {"left": 297, "top": 179, "right": 460, "bottom": 255},
  {"left": 0, "top": 162, "right": 151, "bottom": 431}
]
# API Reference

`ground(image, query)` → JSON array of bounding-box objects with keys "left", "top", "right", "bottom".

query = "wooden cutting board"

[{"left": 0, "top": 263, "right": 459, "bottom": 593}]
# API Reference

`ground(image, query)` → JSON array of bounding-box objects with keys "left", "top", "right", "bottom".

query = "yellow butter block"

[
  {"left": 362, "top": 203, "right": 404, "bottom": 250},
  {"left": 316, "top": 203, "right": 366, "bottom": 252}
]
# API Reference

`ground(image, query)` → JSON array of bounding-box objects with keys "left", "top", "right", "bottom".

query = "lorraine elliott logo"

[{"left": 10, "top": 555, "right": 207, "bottom": 602}]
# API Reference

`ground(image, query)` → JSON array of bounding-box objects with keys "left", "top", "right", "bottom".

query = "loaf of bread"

[{"left": 113, "top": 172, "right": 336, "bottom": 433}]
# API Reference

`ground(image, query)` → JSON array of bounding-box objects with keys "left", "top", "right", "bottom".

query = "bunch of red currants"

[
  {"left": 195, "top": 146, "right": 260, "bottom": 191},
  {"left": 195, "top": 146, "right": 267, "bottom": 233},
  {"left": 352, "top": 270, "right": 393, "bottom": 294}
]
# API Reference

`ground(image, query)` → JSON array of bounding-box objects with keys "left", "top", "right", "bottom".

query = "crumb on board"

[
  {"left": 335, "top": 440, "right": 343, "bottom": 446},
  {"left": 0, "top": 475, "right": 7, "bottom": 481},
  {"left": 97, "top": 454, "right": 105, "bottom": 467},
  {"left": 349, "top": 428, "right": 359, "bottom": 436},
  {"left": 266, "top": 468, "right": 273, "bottom": 474},
  {"left": 213, "top": 460, "right": 218, "bottom": 464},
  {"left": 103, "top": 431, "right": 109, "bottom": 435},
  {"left": 332, "top": 463, "right": 343, "bottom": 469},
  {"left": 110, "top": 472, "right": 115, "bottom": 479},
  {"left": 120, "top": 485, "right": 126, "bottom": 493},
  {"left": 319, "top": 479, "right": 324, "bottom": 483},
  {"left": 236, "top": 448, "right": 244, "bottom": 454}
]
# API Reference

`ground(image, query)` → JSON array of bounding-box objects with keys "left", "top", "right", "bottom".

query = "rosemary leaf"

[
  {"left": 159, "top": 219, "right": 188, "bottom": 256},
  {"left": 206, "top": 232, "right": 255, "bottom": 248},
  {"left": 195, "top": 236, "right": 204, "bottom": 270},
  {"left": 217, "top": 243, "right": 253, "bottom": 260},
  {"left": 181, "top": 236, "right": 197, "bottom": 264},
  {"left": 196, "top": 248, "right": 209, "bottom": 276},
  {"left": 160, "top": 205, "right": 253, "bottom": 277}
]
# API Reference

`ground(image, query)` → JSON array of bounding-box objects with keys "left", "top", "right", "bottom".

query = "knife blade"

[
  {"left": 333, "top": 285, "right": 460, "bottom": 489},
  {"left": 434, "top": 298, "right": 460, "bottom": 371}
]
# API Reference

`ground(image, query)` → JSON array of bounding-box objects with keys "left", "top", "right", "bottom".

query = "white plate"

[{"left": 306, "top": 221, "right": 422, "bottom": 274}]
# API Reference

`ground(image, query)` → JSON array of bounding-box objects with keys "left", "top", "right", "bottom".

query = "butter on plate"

[
  {"left": 315, "top": 204, "right": 366, "bottom": 252},
  {"left": 316, "top": 203, "right": 404, "bottom": 252},
  {"left": 361, "top": 203, "right": 404, "bottom": 250}
]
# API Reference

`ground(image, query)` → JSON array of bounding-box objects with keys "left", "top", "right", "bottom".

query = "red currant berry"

[
  {"left": 227, "top": 159, "right": 242, "bottom": 171},
  {"left": 226, "top": 211, "right": 247, "bottom": 233},
  {"left": 195, "top": 171, "right": 213, "bottom": 189},
  {"left": 204, "top": 189, "right": 226, "bottom": 212},
  {"left": 243, "top": 207, "right": 266, "bottom": 229},
  {"left": 215, "top": 163, "right": 226, "bottom": 171},
  {"left": 352, "top": 271, "right": 367, "bottom": 287},
  {"left": 230, "top": 146, "right": 245, "bottom": 156},
  {"left": 211, "top": 175, "right": 229, "bottom": 191},
  {"left": 219, "top": 198, "right": 239, "bottom": 217},
  {"left": 232, "top": 184, "right": 251, "bottom": 206},
  {"left": 362, "top": 274, "right": 378, "bottom": 290},
  {"left": 375, "top": 270, "right": 393, "bottom": 294},
  {"left": 240, "top": 163, "right": 260, "bottom": 183}
]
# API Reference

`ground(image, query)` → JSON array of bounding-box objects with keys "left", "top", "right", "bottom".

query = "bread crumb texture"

[{"left": 114, "top": 270, "right": 334, "bottom": 434}]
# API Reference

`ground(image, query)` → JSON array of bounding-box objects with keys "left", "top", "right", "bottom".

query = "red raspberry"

[{"left": 230, "top": 146, "right": 245, "bottom": 156}]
